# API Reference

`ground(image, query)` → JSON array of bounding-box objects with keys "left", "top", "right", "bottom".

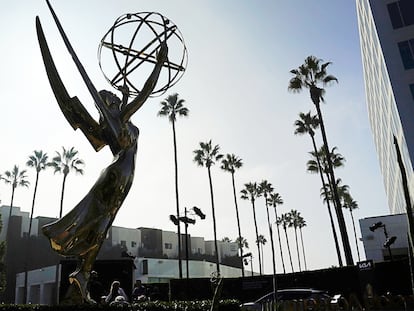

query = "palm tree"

[
  {"left": 308, "top": 146, "right": 346, "bottom": 208},
  {"left": 26, "top": 150, "right": 48, "bottom": 236},
  {"left": 294, "top": 111, "right": 319, "bottom": 138},
  {"left": 3, "top": 165, "right": 30, "bottom": 222},
  {"left": 235, "top": 236, "right": 249, "bottom": 251},
  {"left": 308, "top": 146, "right": 345, "bottom": 176},
  {"left": 0, "top": 216, "right": 5, "bottom": 291},
  {"left": 289, "top": 210, "right": 302, "bottom": 272},
  {"left": 221, "top": 154, "right": 244, "bottom": 276},
  {"left": 48, "top": 147, "right": 84, "bottom": 218},
  {"left": 259, "top": 180, "right": 277, "bottom": 297},
  {"left": 193, "top": 140, "right": 223, "bottom": 275},
  {"left": 343, "top": 192, "right": 361, "bottom": 262},
  {"left": 321, "top": 178, "right": 349, "bottom": 205},
  {"left": 267, "top": 192, "right": 286, "bottom": 274},
  {"left": 158, "top": 93, "right": 189, "bottom": 279},
  {"left": 289, "top": 55, "right": 354, "bottom": 265},
  {"left": 241, "top": 182, "right": 263, "bottom": 275},
  {"left": 278, "top": 213, "right": 294, "bottom": 273},
  {"left": 256, "top": 234, "right": 267, "bottom": 271},
  {"left": 295, "top": 112, "right": 343, "bottom": 267},
  {"left": 297, "top": 215, "right": 308, "bottom": 270},
  {"left": 24, "top": 150, "right": 48, "bottom": 302}
]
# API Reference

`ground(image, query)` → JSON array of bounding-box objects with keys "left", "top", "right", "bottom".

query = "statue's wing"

[{"left": 36, "top": 16, "right": 106, "bottom": 152}]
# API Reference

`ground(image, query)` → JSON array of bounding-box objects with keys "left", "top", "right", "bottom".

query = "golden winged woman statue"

[{"left": 35, "top": 0, "right": 182, "bottom": 303}]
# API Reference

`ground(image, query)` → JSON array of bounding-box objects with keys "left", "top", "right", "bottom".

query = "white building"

[
  {"left": 2, "top": 206, "right": 245, "bottom": 304},
  {"left": 356, "top": 0, "right": 414, "bottom": 214},
  {"left": 360, "top": 213, "right": 410, "bottom": 261},
  {"left": 109, "top": 226, "right": 239, "bottom": 263},
  {"left": 0, "top": 205, "right": 36, "bottom": 240}
]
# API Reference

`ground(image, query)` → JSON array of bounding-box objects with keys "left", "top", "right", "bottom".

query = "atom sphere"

[{"left": 98, "top": 12, "right": 188, "bottom": 97}]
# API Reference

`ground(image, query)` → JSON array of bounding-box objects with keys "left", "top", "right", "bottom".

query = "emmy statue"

[{"left": 36, "top": 0, "right": 187, "bottom": 303}]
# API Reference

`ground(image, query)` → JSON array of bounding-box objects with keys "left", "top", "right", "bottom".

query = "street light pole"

[
  {"left": 242, "top": 252, "right": 253, "bottom": 277},
  {"left": 177, "top": 206, "right": 205, "bottom": 280},
  {"left": 184, "top": 207, "right": 189, "bottom": 279},
  {"left": 369, "top": 222, "right": 397, "bottom": 261}
]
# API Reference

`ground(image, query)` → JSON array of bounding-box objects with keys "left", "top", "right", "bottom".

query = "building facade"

[
  {"left": 0, "top": 205, "right": 243, "bottom": 304},
  {"left": 356, "top": 0, "right": 414, "bottom": 213},
  {"left": 359, "top": 213, "right": 409, "bottom": 262}
]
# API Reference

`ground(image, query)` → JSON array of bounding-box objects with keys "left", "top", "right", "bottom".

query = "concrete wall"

[
  {"left": 15, "top": 265, "right": 59, "bottom": 304},
  {"left": 134, "top": 257, "right": 242, "bottom": 283}
]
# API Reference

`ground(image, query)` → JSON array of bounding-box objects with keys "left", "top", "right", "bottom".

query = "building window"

[
  {"left": 120, "top": 240, "right": 126, "bottom": 247},
  {"left": 387, "top": 1, "right": 414, "bottom": 29},
  {"left": 142, "top": 259, "right": 148, "bottom": 275},
  {"left": 398, "top": 39, "right": 414, "bottom": 69},
  {"left": 131, "top": 241, "right": 137, "bottom": 248},
  {"left": 410, "top": 84, "right": 414, "bottom": 100},
  {"left": 164, "top": 243, "right": 172, "bottom": 249}
]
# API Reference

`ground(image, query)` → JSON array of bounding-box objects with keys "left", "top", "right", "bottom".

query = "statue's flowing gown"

[{"left": 43, "top": 123, "right": 138, "bottom": 258}]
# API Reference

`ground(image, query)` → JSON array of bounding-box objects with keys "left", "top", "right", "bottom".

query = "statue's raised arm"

[
  {"left": 36, "top": 16, "right": 106, "bottom": 151},
  {"left": 121, "top": 41, "right": 168, "bottom": 123}
]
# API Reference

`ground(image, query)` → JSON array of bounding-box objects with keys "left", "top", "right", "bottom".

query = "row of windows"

[
  {"left": 120, "top": 240, "right": 137, "bottom": 248},
  {"left": 388, "top": 1, "right": 414, "bottom": 29}
]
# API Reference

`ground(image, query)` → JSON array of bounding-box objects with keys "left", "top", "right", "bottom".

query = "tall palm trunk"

[
  {"left": 311, "top": 86, "right": 353, "bottom": 266},
  {"left": 251, "top": 199, "right": 262, "bottom": 275},
  {"left": 349, "top": 209, "right": 361, "bottom": 262},
  {"left": 274, "top": 208, "right": 286, "bottom": 273},
  {"left": 293, "top": 228, "right": 301, "bottom": 272},
  {"left": 207, "top": 167, "right": 220, "bottom": 275},
  {"left": 172, "top": 120, "right": 183, "bottom": 278},
  {"left": 231, "top": 172, "right": 244, "bottom": 277},
  {"left": 7, "top": 184, "right": 16, "bottom": 247},
  {"left": 59, "top": 173, "right": 68, "bottom": 218},
  {"left": 299, "top": 227, "right": 307, "bottom": 270},
  {"left": 265, "top": 200, "right": 277, "bottom": 297},
  {"left": 260, "top": 242, "right": 265, "bottom": 271},
  {"left": 8, "top": 185, "right": 16, "bottom": 220},
  {"left": 29, "top": 171, "right": 40, "bottom": 236},
  {"left": 283, "top": 226, "right": 294, "bottom": 273},
  {"left": 310, "top": 134, "right": 343, "bottom": 266},
  {"left": 24, "top": 170, "right": 40, "bottom": 302}
]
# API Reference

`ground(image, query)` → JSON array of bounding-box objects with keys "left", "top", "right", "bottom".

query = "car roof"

[{"left": 255, "top": 288, "right": 328, "bottom": 303}]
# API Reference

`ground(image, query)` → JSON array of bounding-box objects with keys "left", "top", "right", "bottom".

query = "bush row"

[{"left": 0, "top": 299, "right": 240, "bottom": 311}]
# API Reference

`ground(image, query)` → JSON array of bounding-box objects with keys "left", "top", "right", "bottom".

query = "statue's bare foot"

[{"left": 69, "top": 270, "right": 95, "bottom": 304}]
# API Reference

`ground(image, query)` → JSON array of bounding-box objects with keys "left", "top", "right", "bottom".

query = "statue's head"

[{"left": 99, "top": 90, "right": 121, "bottom": 110}]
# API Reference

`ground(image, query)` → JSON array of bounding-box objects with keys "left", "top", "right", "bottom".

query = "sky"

[{"left": 0, "top": 1, "right": 391, "bottom": 274}]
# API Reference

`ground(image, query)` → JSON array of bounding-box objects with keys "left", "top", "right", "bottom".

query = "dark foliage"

[{"left": 0, "top": 300, "right": 240, "bottom": 311}]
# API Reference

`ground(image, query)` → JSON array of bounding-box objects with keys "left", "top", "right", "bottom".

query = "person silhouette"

[{"left": 105, "top": 280, "right": 129, "bottom": 304}]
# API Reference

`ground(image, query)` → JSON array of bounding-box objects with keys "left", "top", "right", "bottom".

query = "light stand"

[
  {"left": 243, "top": 252, "right": 253, "bottom": 276},
  {"left": 369, "top": 221, "right": 397, "bottom": 261},
  {"left": 177, "top": 206, "right": 205, "bottom": 279}
]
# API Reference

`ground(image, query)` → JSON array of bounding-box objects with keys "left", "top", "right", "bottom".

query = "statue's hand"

[
  {"left": 119, "top": 85, "right": 130, "bottom": 96},
  {"left": 119, "top": 85, "right": 130, "bottom": 106},
  {"left": 157, "top": 41, "right": 168, "bottom": 63}
]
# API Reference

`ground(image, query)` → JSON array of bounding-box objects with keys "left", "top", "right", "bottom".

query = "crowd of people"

[{"left": 87, "top": 271, "right": 158, "bottom": 306}]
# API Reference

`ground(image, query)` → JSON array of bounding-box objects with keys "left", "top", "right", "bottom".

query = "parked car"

[{"left": 241, "top": 288, "right": 333, "bottom": 311}]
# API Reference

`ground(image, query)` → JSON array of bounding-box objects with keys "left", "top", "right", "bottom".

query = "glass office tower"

[{"left": 356, "top": 0, "right": 414, "bottom": 213}]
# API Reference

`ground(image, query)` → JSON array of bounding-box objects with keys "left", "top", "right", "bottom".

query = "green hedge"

[{"left": 0, "top": 299, "right": 240, "bottom": 311}]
